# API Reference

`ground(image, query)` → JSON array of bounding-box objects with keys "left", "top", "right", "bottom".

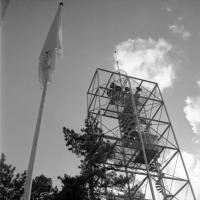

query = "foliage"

[
  {"left": 31, "top": 174, "right": 57, "bottom": 200},
  {"left": 0, "top": 153, "right": 26, "bottom": 199},
  {"left": 55, "top": 174, "right": 89, "bottom": 200},
  {"left": 0, "top": 153, "right": 57, "bottom": 200},
  {"left": 63, "top": 114, "right": 117, "bottom": 199},
  {"left": 63, "top": 114, "right": 145, "bottom": 200}
]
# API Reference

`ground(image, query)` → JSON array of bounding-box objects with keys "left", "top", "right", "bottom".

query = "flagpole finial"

[{"left": 59, "top": 2, "right": 64, "bottom": 7}]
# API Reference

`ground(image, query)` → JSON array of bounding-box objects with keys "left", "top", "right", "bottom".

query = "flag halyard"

[{"left": 39, "top": 5, "right": 63, "bottom": 87}]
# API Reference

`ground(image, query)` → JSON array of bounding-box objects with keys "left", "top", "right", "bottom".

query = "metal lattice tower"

[{"left": 87, "top": 68, "right": 196, "bottom": 200}]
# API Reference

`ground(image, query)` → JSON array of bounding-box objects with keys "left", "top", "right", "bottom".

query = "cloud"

[
  {"left": 162, "top": 2, "right": 172, "bottom": 13},
  {"left": 114, "top": 38, "right": 176, "bottom": 91},
  {"left": 169, "top": 24, "right": 191, "bottom": 40},
  {"left": 165, "top": 151, "right": 200, "bottom": 199},
  {"left": 177, "top": 16, "right": 183, "bottom": 21},
  {"left": 196, "top": 80, "right": 200, "bottom": 88},
  {"left": 183, "top": 96, "right": 200, "bottom": 135},
  {"left": 192, "top": 137, "right": 200, "bottom": 144},
  {"left": 164, "top": 2, "right": 191, "bottom": 41},
  {"left": 166, "top": 6, "right": 172, "bottom": 13},
  {"left": 181, "top": 151, "right": 200, "bottom": 199}
]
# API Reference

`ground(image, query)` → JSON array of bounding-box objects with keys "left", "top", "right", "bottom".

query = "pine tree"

[
  {"left": 63, "top": 114, "right": 144, "bottom": 200},
  {"left": 63, "top": 114, "right": 116, "bottom": 199},
  {"left": 0, "top": 153, "right": 57, "bottom": 200},
  {"left": 0, "top": 153, "right": 26, "bottom": 199},
  {"left": 31, "top": 174, "right": 57, "bottom": 200},
  {"left": 55, "top": 174, "right": 88, "bottom": 200}
]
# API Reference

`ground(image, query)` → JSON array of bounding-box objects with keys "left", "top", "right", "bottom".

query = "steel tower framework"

[{"left": 87, "top": 68, "right": 196, "bottom": 200}]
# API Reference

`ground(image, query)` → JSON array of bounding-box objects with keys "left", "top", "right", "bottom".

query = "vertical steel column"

[
  {"left": 126, "top": 75, "right": 156, "bottom": 200},
  {"left": 96, "top": 69, "right": 108, "bottom": 197},
  {"left": 158, "top": 87, "right": 196, "bottom": 200},
  {"left": 115, "top": 72, "right": 132, "bottom": 199}
]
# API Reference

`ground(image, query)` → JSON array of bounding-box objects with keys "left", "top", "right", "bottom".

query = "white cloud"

[
  {"left": 182, "top": 151, "right": 200, "bottom": 199},
  {"left": 166, "top": 6, "right": 172, "bottom": 13},
  {"left": 163, "top": 1, "right": 191, "bottom": 40},
  {"left": 192, "top": 137, "right": 200, "bottom": 144},
  {"left": 114, "top": 38, "right": 176, "bottom": 91},
  {"left": 184, "top": 96, "right": 200, "bottom": 135},
  {"left": 196, "top": 80, "right": 200, "bottom": 88},
  {"left": 169, "top": 24, "right": 191, "bottom": 40},
  {"left": 165, "top": 151, "right": 200, "bottom": 199},
  {"left": 162, "top": 2, "right": 172, "bottom": 13},
  {"left": 177, "top": 16, "right": 183, "bottom": 21}
]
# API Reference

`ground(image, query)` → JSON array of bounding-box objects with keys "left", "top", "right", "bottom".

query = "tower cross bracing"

[{"left": 87, "top": 68, "right": 196, "bottom": 200}]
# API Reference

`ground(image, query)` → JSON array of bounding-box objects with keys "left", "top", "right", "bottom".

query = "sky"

[{"left": 1, "top": 0, "right": 200, "bottom": 198}]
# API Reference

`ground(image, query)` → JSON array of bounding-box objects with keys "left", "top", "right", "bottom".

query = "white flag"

[{"left": 39, "top": 4, "right": 63, "bottom": 87}]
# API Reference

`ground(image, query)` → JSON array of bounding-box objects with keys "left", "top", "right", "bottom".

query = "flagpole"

[
  {"left": 22, "top": 2, "right": 63, "bottom": 199},
  {"left": 22, "top": 82, "right": 48, "bottom": 200}
]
